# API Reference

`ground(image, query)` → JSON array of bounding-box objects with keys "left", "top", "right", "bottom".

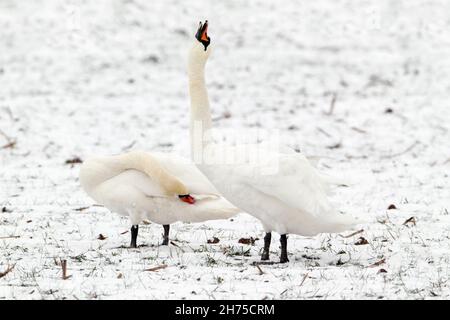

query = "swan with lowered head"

[
  {"left": 188, "top": 21, "right": 363, "bottom": 263},
  {"left": 79, "top": 150, "right": 240, "bottom": 247}
]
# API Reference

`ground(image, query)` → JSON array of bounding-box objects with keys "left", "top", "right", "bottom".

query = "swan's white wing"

[
  {"left": 150, "top": 152, "right": 221, "bottom": 197},
  {"left": 242, "top": 152, "right": 335, "bottom": 218},
  {"left": 82, "top": 153, "right": 220, "bottom": 198}
]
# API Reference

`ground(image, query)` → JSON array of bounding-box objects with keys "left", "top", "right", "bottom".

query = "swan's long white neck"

[{"left": 188, "top": 44, "right": 212, "bottom": 161}]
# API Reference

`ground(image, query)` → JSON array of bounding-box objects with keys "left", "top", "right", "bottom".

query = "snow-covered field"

[{"left": 1, "top": 0, "right": 449, "bottom": 299}]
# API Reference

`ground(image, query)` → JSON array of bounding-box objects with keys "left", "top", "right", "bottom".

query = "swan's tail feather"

[{"left": 316, "top": 214, "right": 360, "bottom": 234}]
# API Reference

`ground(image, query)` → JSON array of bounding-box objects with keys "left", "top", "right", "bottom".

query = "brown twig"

[
  {"left": 340, "top": 229, "right": 364, "bottom": 238},
  {"left": 351, "top": 126, "right": 367, "bottom": 134},
  {"left": 0, "top": 129, "right": 16, "bottom": 149},
  {"left": 1, "top": 141, "right": 16, "bottom": 149},
  {"left": 403, "top": 217, "right": 416, "bottom": 226},
  {"left": 144, "top": 264, "right": 168, "bottom": 272},
  {"left": 170, "top": 241, "right": 180, "bottom": 248},
  {"left": 74, "top": 206, "right": 90, "bottom": 212},
  {"left": 255, "top": 264, "right": 264, "bottom": 275},
  {"left": 0, "top": 264, "right": 15, "bottom": 278},
  {"left": 60, "top": 259, "right": 71, "bottom": 280},
  {"left": 0, "top": 235, "right": 20, "bottom": 239},
  {"left": 369, "top": 258, "right": 386, "bottom": 268},
  {"left": 299, "top": 272, "right": 309, "bottom": 287}
]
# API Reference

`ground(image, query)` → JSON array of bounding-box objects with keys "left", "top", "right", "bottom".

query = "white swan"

[
  {"left": 79, "top": 150, "right": 239, "bottom": 247},
  {"left": 188, "top": 21, "right": 363, "bottom": 263}
]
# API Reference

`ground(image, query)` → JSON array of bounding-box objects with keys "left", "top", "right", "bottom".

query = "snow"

[{"left": 1, "top": 0, "right": 449, "bottom": 299}]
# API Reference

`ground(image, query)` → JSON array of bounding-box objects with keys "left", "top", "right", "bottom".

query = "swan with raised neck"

[{"left": 187, "top": 20, "right": 364, "bottom": 263}]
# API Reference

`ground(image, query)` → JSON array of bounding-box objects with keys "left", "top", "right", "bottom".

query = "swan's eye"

[{"left": 195, "top": 20, "right": 211, "bottom": 51}]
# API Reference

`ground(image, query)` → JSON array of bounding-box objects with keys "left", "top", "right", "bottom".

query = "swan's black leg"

[
  {"left": 130, "top": 225, "right": 139, "bottom": 248},
  {"left": 261, "top": 232, "right": 271, "bottom": 261},
  {"left": 162, "top": 224, "right": 170, "bottom": 246},
  {"left": 280, "top": 234, "right": 289, "bottom": 263}
]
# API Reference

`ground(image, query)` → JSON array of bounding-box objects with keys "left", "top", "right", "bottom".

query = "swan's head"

[
  {"left": 195, "top": 20, "right": 211, "bottom": 51},
  {"left": 189, "top": 20, "right": 212, "bottom": 65}
]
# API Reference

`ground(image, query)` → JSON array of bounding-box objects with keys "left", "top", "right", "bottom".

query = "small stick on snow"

[
  {"left": 0, "top": 264, "right": 15, "bottom": 278},
  {"left": 144, "top": 264, "right": 168, "bottom": 272},
  {"left": 0, "top": 129, "right": 16, "bottom": 149},
  {"left": 299, "top": 272, "right": 309, "bottom": 287},
  {"left": 169, "top": 241, "right": 180, "bottom": 248},
  {"left": 326, "top": 92, "right": 337, "bottom": 115},
  {"left": 340, "top": 229, "right": 364, "bottom": 238},
  {"left": 317, "top": 127, "right": 332, "bottom": 138},
  {"left": 255, "top": 264, "right": 264, "bottom": 275},
  {"left": 74, "top": 206, "right": 90, "bottom": 211},
  {"left": 0, "top": 235, "right": 20, "bottom": 239},
  {"left": 351, "top": 126, "right": 367, "bottom": 134},
  {"left": 60, "top": 259, "right": 71, "bottom": 280},
  {"left": 169, "top": 241, "right": 185, "bottom": 252},
  {"left": 369, "top": 258, "right": 386, "bottom": 268}
]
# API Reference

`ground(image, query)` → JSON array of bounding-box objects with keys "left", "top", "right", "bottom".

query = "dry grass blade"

[
  {"left": 169, "top": 241, "right": 184, "bottom": 252},
  {"left": 144, "top": 264, "right": 168, "bottom": 272},
  {"left": 340, "top": 229, "right": 364, "bottom": 238},
  {"left": 0, "top": 264, "right": 15, "bottom": 278},
  {"left": 380, "top": 141, "right": 419, "bottom": 159}
]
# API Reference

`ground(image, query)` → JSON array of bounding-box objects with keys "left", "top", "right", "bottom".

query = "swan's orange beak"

[
  {"left": 200, "top": 22, "right": 208, "bottom": 42},
  {"left": 195, "top": 20, "right": 211, "bottom": 50},
  {"left": 179, "top": 194, "right": 196, "bottom": 204}
]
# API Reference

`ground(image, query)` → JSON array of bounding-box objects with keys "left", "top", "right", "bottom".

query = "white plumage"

[
  {"left": 187, "top": 21, "right": 363, "bottom": 262},
  {"left": 79, "top": 150, "right": 239, "bottom": 246}
]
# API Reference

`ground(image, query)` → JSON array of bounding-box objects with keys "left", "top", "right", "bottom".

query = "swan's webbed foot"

[
  {"left": 280, "top": 234, "right": 289, "bottom": 263},
  {"left": 130, "top": 225, "right": 139, "bottom": 248},
  {"left": 261, "top": 232, "right": 271, "bottom": 261},
  {"left": 161, "top": 224, "right": 170, "bottom": 246}
]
